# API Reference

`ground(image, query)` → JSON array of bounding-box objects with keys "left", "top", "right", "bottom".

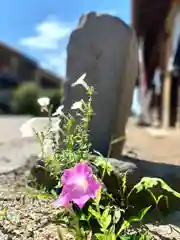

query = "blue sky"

[{"left": 0, "top": 0, "right": 131, "bottom": 77}]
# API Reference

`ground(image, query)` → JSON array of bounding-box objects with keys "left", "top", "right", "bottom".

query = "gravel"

[
  {"left": 1, "top": 164, "right": 180, "bottom": 240},
  {"left": 0, "top": 163, "right": 75, "bottom": 240},
  {"left": 0, "top": 116, "right": 180, "bottom": 239}
]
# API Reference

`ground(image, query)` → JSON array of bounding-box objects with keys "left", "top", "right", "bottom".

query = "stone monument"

[{"left": 63, "top": 12, "right": 138, "bottom": 157}]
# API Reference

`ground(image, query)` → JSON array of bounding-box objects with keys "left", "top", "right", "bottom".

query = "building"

[
  {"left": 0, "top": 41, "right": 63, "bottom": 112},
  {"left": 0, "top": 41, "right": 62, "bottom": 88},
  {"left": 132, "top": 0, "right": 180, "bottom": 128}
]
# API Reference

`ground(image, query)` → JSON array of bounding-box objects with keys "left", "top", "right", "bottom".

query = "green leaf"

[
  {"left": 93, "top": 156, "right": 106, "bottom": 167},
  {"left": 122, "top": 172, "right": 127, "bottom": 195},
  {"left": 110, "top": 233, "right": 116, "bottom": 240},
  {"left": 79, "top": 213, "right": 88, "bottom": 221},
  {"left": 101, "top": 215, "right": 112, "bottom": 230},
  {"left": 117, "top": 206, "right": 151, "bottom": 236},
  {"left": 149, "top": 192, "right": 169, "bottom": 208},
  {"left": 93, "top": 156, "right": 112, "bottom": 174},
  {"left": 139, "top": 234, "right": 150, "bottom": 240},
  {"left": 96, "top": 233, "right": 116, "bottom": 240},
  {"left": 147, "top": 190, "right": 157, "bottom": 204},
  {"left": 100, "top": 208, "right": 112, "bottom": 230},
  {"left": 113, "top": 208, "right": 121, "bottom": 224},
  {"left": 102, "top": 208, "right": 110, "bottom": 219},
  {"left": 119, "top": 236, "right": 133, "bottom": 240},
  {"left": 120, "top": 235, "right": 149, "bottom": 240},
  {"left": 95, "top": 233, "right": 104, "bottom": 240},
  {"left": 129, "top": 177, "right": 180, "bottom": 200},
  {"left": 95, "top": 188, "right": 102, "bottom": 205},
  {"left": 88, "top": 206, "right": 100, "bottom": 219},
  {"left": 127, "top": 206, "right": 152, "bottom": 224},
  {"left": 117, "top": 220, "right": 130, "bottom": 235}
]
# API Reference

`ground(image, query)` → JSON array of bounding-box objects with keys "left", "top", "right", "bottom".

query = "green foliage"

[
  {"left": 13, "top": 82, "right": 40, "bottom": 115},
  {"left": 13, "top": 82, "right": 62, "bottom": 116},
  {"left": 34, "top": 86, "right": 94, "bottom": 183},
  {"left": 24, "top": 74, "right": 180, "bottom": 240},
  {"left": 129, "top": 177, "right": 180, "bottom": 199}
]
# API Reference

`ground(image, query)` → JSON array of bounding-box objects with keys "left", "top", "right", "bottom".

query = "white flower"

[
  {"left": 37, "top": 97, "right": 50, "bottom": 107},
  {"left": 52, "top": 105, "right": 65, "bottom": 117},
  {"left": 71, "top": 99, "right": 84, "bottom": 110},
  {"left": 20, "top": 117, "right": 58, "bottom": 138},
  {"left": 71, "top": 73, "right": 89, "bottom": 90},
  {"left": 20, "top": 119, "right": 36, "bottom": 138}
]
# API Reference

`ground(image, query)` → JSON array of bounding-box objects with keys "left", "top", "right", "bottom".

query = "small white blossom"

[
  {"left": 52, "top": 105, "right": 65, "bottom": 117},
  {"left": 20, "top": 119, "right": 35, "bottom": 138},
  {"left": 71, "top": 73, "right": 89, "bottom": 90},
  {"left": 71, "top": 99, "right": 84, "bottom": 110},
  {"left": 37, "top": 97, "right": 50, "bottom": 107}
]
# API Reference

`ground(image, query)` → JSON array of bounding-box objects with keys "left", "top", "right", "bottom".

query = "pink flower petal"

[
  {"left": 62, "top": 183, "right": 88, "bottom": 199},
  {"left": 73, "top": 194, "right": 91, "bottom": 208},
  {"left": 62, "top": 162, "right": 92, "bottom": 186},
  {"left": 57, "top": 162, "right": 101, "bottom": 209},
  {"left": 75, "top": 162, "right": 92, "bottom": 177},
  {"left": 87, "top": 178, "right": 101, "bottom": 198},
  {"left": 53, "top": 194, "right": 69, "bottom": 208},
  {"left": 61, "top": 169, "right": 72, "bottom": 185}
]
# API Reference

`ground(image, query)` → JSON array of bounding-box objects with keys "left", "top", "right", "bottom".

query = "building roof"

[
  {"left": 0, "top": 41, "right": 37, "bottom": 67},
  {"left": 0, "top": 41, "right": 64, "bottom": 84}
]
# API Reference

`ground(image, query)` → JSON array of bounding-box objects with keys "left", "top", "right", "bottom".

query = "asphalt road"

[
  {"left": 0, "top": 115, "right": 31, "bottom": 143},
  {"left": 0, "top": 115, "right": 40, "bottom": 174}
]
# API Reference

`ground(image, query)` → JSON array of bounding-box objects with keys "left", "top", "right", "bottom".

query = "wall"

[{"left": 172, "top": 5, "right": 180, "bottom": 57}]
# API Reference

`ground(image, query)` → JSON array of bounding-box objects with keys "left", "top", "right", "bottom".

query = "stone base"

[{"left": 103, "top": 156, "right": 180, "bottom": 211}]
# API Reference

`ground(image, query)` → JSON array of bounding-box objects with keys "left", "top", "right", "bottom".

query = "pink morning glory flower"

[{"left": 53, "top": 162, "right": 101, "bottom": 209}]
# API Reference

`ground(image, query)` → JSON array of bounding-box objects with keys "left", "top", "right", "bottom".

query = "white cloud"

[
  {"left": 98, "top": 9, "right": 118, "bottom": 16},
  {"left": 19, "top": 16, "right": 74, "bottom": 76},
  {"left": 19, "top": 12, "right": 120, "bottom": 77},
  {"left": 19, "top": 17, "right": 72, "bottom": 50},
  {"left": 40, "top": 51, "right": 67, "bottom": 77}
]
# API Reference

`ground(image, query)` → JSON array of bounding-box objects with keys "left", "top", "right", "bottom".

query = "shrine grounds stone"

[
  {"left": 103, "top": 156, "right": 180, "bottom": 211},
  {"left": 63, "top": 12, "right": 138, "bottom": 157}
]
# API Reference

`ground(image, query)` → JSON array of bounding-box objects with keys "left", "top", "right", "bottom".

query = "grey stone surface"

[
  {"left": 104, "top": 156, "right": 180, "bottom": 210},
  {"left": 0, "top": 137, "right": 39, "bottom": 174},
  {"left": 63, "top": 12, "right": 138, "bottom": 157}
]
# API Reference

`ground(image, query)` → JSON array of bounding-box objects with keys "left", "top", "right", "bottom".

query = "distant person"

[
  {"left": 152, "top": 67, "right": 162, "bottom": 127},
  {"left": 131, "top": 78, "right": 141, "bottom": 117}
]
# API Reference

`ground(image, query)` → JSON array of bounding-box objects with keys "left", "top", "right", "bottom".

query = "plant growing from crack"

[{"left": 20, "top": 73, "right": 180, "bottom": 239}]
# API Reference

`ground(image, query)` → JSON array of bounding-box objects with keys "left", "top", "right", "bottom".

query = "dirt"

[
  {"left": 0, "top": 116, "right": 180, "bottom": 239},
  {"left": 0, "top": 167, "right": 180, "bottom": 240},
  {"left": 124, "top": 118, "right": 180, "bottom": 165},
  {"left": 0, "top": 116, "right": 73, "bottom": 239},
  {"left": 0, "top": 170, "right": 75, "bottom": 240}
]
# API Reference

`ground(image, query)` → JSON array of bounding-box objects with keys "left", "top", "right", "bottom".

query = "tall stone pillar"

[{"left": 63, "top": 12, "right": 138, "bottom": 158}]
